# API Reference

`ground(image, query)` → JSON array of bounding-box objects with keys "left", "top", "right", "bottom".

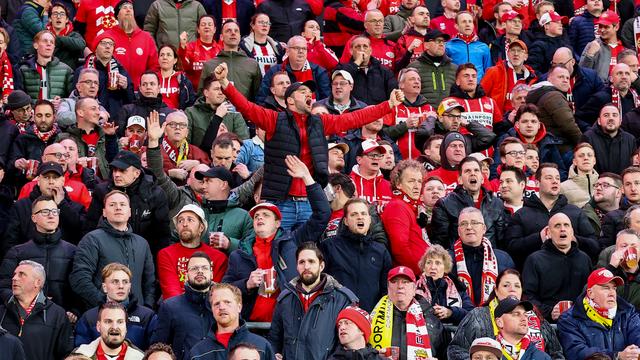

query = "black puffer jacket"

[
  {"left": 84, "top": 170, "right": 171, "bottom": 255},
  {"left": 319, "top": 226, "right": 393, "bottom": 312},
  {"left": 448, "top": 306, "right": 565, "bottom": 360},
  {"left": 527, "top": 33, "right": 572, "bottom": 74},
  {"left": 505, "top": 194, "right": 599, "bottom": 268},
  {"left": 581, "top": 124, "right": 636, "bottom": 175},
  {"left": 0, "top": 229, "right": 77, "bottom": 312},
  {"left": 70, "top": 218, "right": 156, "bottom": 309},
  {"left": 2, "top": 186, "right": 86, "bottom": 258},
  {"left": 328, "top": 345, "right": 385, "bottom": 359},
  {"left": 0, "top": 326, "right": 25, "bottom": 360},
  {"left": 114, "top": 94, "right": 174, "bottom": 137},
  {"left": 431, "top": 185, "right": 506, "bottom": 249}
]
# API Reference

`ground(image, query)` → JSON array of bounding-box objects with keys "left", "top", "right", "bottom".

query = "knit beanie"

[
  {"left": 439, "top": 131, "right": 467, "bottom": 170},
  {"left": 336, "top": 306, "right": 372, "bottom": 341},
  {"left": 6, "top": 90, "right": 31, "bottom": 110}
]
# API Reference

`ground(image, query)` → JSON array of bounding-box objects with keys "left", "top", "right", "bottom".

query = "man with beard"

[
  {"left": 157, "top": 204, "right": 228, "bottom": 299},
  {"left": 74, "top": 263, "right": 157, "bottom": 350},
  {"left": 394, "top": 6, "right": 432, "bottom": 69},
  {"left": 74, "top": 301, "right": 145, "bottom": 359},
  {"left": 95, "top": 0, "right": 159, "bottom": 90},
  {"left": 328, "top": 143, "right": 349, "bottom": 174},
  {"left": 493, "top": 297, "right": 551, "bottom": 359},
  {"left": 409, "top": 30, "right": 457, "bottom": 106},
  {"left": 582, "top": 105, "right": 636, "bottom": 175},
  {"left": 583, "top": 173, "right": 622, "bottom": 235},
  {"left": 187, "top": 283, "right": 275, "bottom": 359},
  {"left": 151, "top": 252, "right": 215, "bottom": 359},
  {"left": 269, "top": 242, "right": 357, "bottom": 360}
]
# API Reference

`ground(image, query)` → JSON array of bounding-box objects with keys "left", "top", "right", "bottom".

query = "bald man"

[{"left": 548, "top": 47, "right": 604, "bottom": 113}]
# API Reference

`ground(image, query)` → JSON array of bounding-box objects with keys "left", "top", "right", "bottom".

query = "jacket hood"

[
  {"left": 287, "top": 273, "right": 344, "bottom": 293},
  {"left": 439, "top": 131, "right": 467, "bottom": 170},
  {"left": 449, "top": 83, "right": 487, "bottom": 99},
  {"left": 32, "top": 228, "right": 63, "bottom": 246},
  {"left": 526, "top": 82, "right": 560, "bottom": 103},
  {"left": 97, "top": 217, "right": 134, "bottom": 236},
  {"left": 403, "top": 94, "right": 429, "bottom": 107},
  {"left": 514, "top": 121, "right": 549, "bottom": 144}
]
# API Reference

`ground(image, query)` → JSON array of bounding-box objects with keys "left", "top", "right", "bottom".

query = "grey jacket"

[
  {"left": 56, "top": 90, "right": 107, "bottom": 128},
  {"left": 383, "top": 5, "right": 412, "bottom": 42},
  {"left": 579, "top": 38, "right": 613, "bottom": 82},
  {"left": 448, "top": 306, "right": 565, "bottom": 360}
]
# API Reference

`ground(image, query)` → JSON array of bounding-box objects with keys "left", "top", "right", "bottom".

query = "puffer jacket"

[
  {"left": 558, "top": 294, "right": 640, "bottom": 360},
  {"left": 535, "top": 63, "right": 604, "bottom": 113},
  {"left": 185, "top": 96, "right": 249, "bottom": 148},
  {"left": 319, "top": 226, "right": 393, "bottom": 312},
  {"left": 504, "top": 193, "right": 600, "bottom": 267},
  {"left": 70, "top": 218, "right": 156, "bottom": 309},
  {"left": 268, "top": 274, "right": 358, "bottom": 360},
  {"left": 445, "top": 37, "right": 492, "bottom": 80},
  {"left": 431, "top": 185, "right": 506, "bottom": 249},
  {"left": 187, "top": 320, "right": 275, "bottom": 360},
  {"left": 527, "top": 33, "right": 572, "bottom": 74},
  {"left": 201, "top": 199, "right": 254, "bottom": 253},
  {"left": 56, "top": 125, "right": 119, "bottom": 180},
  {"left": 18, "top": 56, "right": 73, "bottom": 101},
  {"left": 480, "top": 60, "right": 537, "bottom": 112},
  {"left": 568, "top": 11, "right": 598, "bottom": 56},
  {"left": 329, "top": 345, "right": 385, "bottom": 360},
  {"left": 560, "top": 166, "right": 598, "bottom": 208},
  {"left": 53, "top": 30, "right": 86, "bottom": 69},
  {"left": 143, "top": 0, "right": 206, "bottom": 48},
  {"left": 0, "top": 229, "right": 77, "bottom": 311},
  {"left": 448, "top": 305, "right": 565, "bottom": 360},
  {"left": 408, "top": 52, "right": 457, "bottom": 107},
  {"left": 255, "top": 60, "right": 329, "bottom": 105},
  {"left": 11, "top": 1, "right": 47, "bottom": 55},
  {"left": 581, "top": 123, "right": 636, "bottom": 175},
  {"left": 199, "top": 50, "right": 262, "bottom": 100}
]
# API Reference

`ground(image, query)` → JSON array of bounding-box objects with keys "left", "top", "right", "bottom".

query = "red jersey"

[
  {"left": 307, "top": 39, "right": 339, "bottom": 73},
  {"left": 158, "top": 71, "right": 182, "bottom": 109},
  {"left": 250, "top": 41, "right": 279, "bottom": 76},
  {"left": 450, "top": 95, "right": 502, "bottom": 157},
  {"left": 383, "top": 102, "right": 434, "bottom": 159},
  {"left": 430, "top": 16, "right": 458, "bottom": 38},
  {"left": 178, "top": 39, "right": 221, "bottom": 88},
  {"left": 350, "top": 166, "right": 393, "bottom": 206},
  {"left": 340, "top": 35, "right": 398, "bottom": 70},
  {"left": 75, "top": 0, "right": 120, "bottom": 47}
]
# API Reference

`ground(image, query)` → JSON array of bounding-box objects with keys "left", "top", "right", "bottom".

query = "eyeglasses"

[
  {"left": 79, "top": 80, "right": 99, "bottom": 86},
  {"left": 289, "top": 46, "right": 307, "bottom": 52},
  {"left": 443, "top": 113, "right": 461, "bottom": 119},
  {"left": 365, "top": 153, "right": 384, "bottom": 159},
  {"left": 505, "top": 150, "right": 526, "bottom": 157},
  {"left": 167, "top": 122, "right": 188, "bottom": 129},
  {"left": 509, "top": 48, "right": 526, "bottom": 55},
  {"left": 13, "top": 105, "right": 32, "bottom": 113},
  {"left": 51, "top": 11, "right": 67, "bottom": 17},
  {"left": 188, "top": 265, "right": 211, "bottom": 273},
  {"left": 99, "top": 40, "right": 115, "bottom": 47},
  {"left": 366, "top": 19, "right": 384, "bottom": 24},
  {"left": 595, "top": 182, "right": 619, "bottom": 190},
  {"left": 45, "top": 152, "right": 71, "bottom": 160},
  {"left": 34, "top": 208, "right": 61, "bottom": 216},
  {"left": 332, "top": 81, "right": 351, "bottom": 87},
  {"left": 458, "top": 220, "right": 484, "bottom": 227},
  {"left": 256, "top": 21, "right": 271, "bottom": 26}
]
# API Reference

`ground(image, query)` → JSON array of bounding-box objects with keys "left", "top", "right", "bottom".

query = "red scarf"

[
  {"left": 392, "top": 189, "right": 422, "bottom": 215},
  {"left": 497, "top": 331, "right": 532, "bottom": 360},
  {"left": 611, "top": 86, "right": 640, "bottom": 114},
  {"left": 85, "top": 54, "right": 119, "bottom": 89},
  {"left": 457, "top": 32, "right": 479, "bottom": 44},
  {"left": 162, "top": 137, "right": 189, "bottom": 164},
  {"left": 0, "top": 51, "right": 13, "bottom": 98},
  {"left": 32, "top": 122, "right": 58, "bottom": 142},
  {"left": 47, "top": 22, "right": 74, "bottom": 37},
  {"left": 453, "top": 237, "right": 498, "bottom": 305},
  {"left": 415, "top": 275, "right": 463, "bottom": 308},
  {"left": 283, "top": 59, "right": 314, "bottom": 83},
  {"left": 96, "top": 341, "right": 128, "bottom": 360},
  {"left": 567, "top": 76, "right": 576, "bottom": 111},
  {"left": 505, "top": 62, "right": 531, "bottom": 101}
]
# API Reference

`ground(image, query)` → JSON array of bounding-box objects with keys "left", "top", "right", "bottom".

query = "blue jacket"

[
  {"left": 187, "top": 320, "right": 275, "bottom": 360},
  {"left": 319, "top": 226, "right": 393, "bottom": 312},
  {"left": 527, "top": 33, "right": 572, "bottom": 75},
  {"left": 520, "top": 345, "right": 553, "bottom": 360},
  {"left": 445, "top": 37, "right": 492, "bottom": 80},
  {"left": 75, "top": 298, "right": 157, "bottom": 350},
  {"left": 558, "top": 294, "right": 640, "bottom": 360},
  {"left": 568, "top": 12, "right": 598, "bottom": 57},
  {"left": 150, "top": 284, "right": 214, "bottom": 360},
  {"left": 256, "top": 61, "right": 330, "bottom": 105},
  {"left": 237, "top": 137, "right": 264, "bottom": 173},
  {"left": 268, "top": 274, "right": 358, "bottom": 360},
  {"left": 222, "top": 182, "right": 331, "bottom": 319}
]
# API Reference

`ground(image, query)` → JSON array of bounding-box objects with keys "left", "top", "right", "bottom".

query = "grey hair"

[
  {"left": 19, "top": 260, "right": 46, "bottom": 282},
  {"left": 617, "top": 228, "right": 640, "bottom": 242},
  {"left": 459, "top": 207, "right": 483, "bottom": 222},
  {"left": 166, "top": 110, "right": 188, "bottom": 122},
  {"left": 287, "top": 35, "right": 307, "bottom": 47},
  {"left": 78, "top": 68, "right": 100, "bottom": 79},
  {"left": 624, "top": 205, "right": 640, "bottom": 228},
  {"left": 511, "top": 83, "right": 531, "bottom": 94}
]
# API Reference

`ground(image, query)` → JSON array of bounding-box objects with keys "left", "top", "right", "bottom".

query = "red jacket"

[
  {"left": 322, "top": 2, "right": 365, "bottom": 49},
  {"left": 97, "top": 27, "right": 160, "bottom": 90},
  {"left": 75, "top": 0, "right": 120, "bottom": 47},
  {"left": 350, "top": 165, "right": 392, "bottom": 205},
  {"left": 480, "top": 60, "right": 538, "bottom": 112},
  {"left": 19, "top": 174, "right": 92, "bottom": 209},
  {"left": 307, "top": 39, "right": 339, "bottom": 72},
  {"left": 340, "top": 34, "right": 399, "bottom": 70},
  {"left": 222, "top": 83, "right": 393, "bottom": 196},
  {"left": 394, "top": 29, "right": 428, "bottom": 70},
  {"left": 382, "top": 100, "right": 434, "bottom": 159},
  {"left": 178, "top": 39, "right": 222, "bottom": 89},
  {"left": 381, "top": 197, "right": 429, "bottom": 275},
  {"left": 157, "top": 242, "right": 228, "bottom": 299}
]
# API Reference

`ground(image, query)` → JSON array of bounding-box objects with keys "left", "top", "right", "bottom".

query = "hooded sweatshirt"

[{"left": 350, "top": 164, "right": 393, "bottom": 205}]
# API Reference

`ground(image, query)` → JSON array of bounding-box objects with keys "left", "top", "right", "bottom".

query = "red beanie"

[{"left": 336, "top": 306, "right": 372, "bottom": 341}]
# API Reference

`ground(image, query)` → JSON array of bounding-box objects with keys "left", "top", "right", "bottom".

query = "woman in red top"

[
  {"left": 178, "top": 15, "right": 221, "bottom": 88},
  {"left": 158, "top": 45, "right": 196, "bottom": 110},
  {"left": 302, "top": 20, "right": 339, "bottom": 72}
]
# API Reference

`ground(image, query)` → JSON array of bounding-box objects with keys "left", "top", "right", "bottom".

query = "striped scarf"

[
  {"left": 583, "top": 296, "right": 616, "bottom": 328},
  {"left": 490, "top": 298, "right": 546, "bottom": 351},
  {"left": 453, "top": 238, "right": 498, "bottom": 305},
  {"left": 0, "top": 51, "right": 13, "bottom": 99},
  {"left": 85, "top": 54, "right": 119, "bottom": 88},
  {"left": 415, "top": 275, "right": 463, "bottom": 308}
]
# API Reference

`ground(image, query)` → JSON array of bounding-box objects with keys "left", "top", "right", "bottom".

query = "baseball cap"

[
  {"left": 284, "top": 80, "right": 316, "bottom": 99},
  {"left": 110, "top": 150, "right": 142, "bottom": 170},
  {"left": 126, "top": 115, "right": 146, "bottom": 129},
  {"left": 437, "top": 98, "right": 465, "bottom": 116},
  {"left": 387, "top": 266, "right": 416, "bottom": 282},
  {"left": 356, "top": 139, "right": 387, "bottom": 156},
  {"left": 336, "top": 306, "right": 372, "bottom": 341},
  {"left": 195, "top": 166, "right": 234, "bottom": 184},
  {"left": 332, "top": 70, "right": 354, "bottom": 84},
  {"left": 587, "top": 268, "right": 624, "bottom": 289},
  {"left": 508, "top": 39, "right": 528, "bottom": 52},
  {"left": 173, "top": 204, "right": 208, "bottom": 229},
  {"left": 539, "top": 11, "right": 568, "bottom": 26},
  {"left": 328, "top": 142, "right": 350, "bottom": 154},
  {"left": 249, "top": 202, "right": 282, "bottom": 220},
  {"left": 595, "top": 10, "right": 620, "bottom": 26},
  {"left": 36, "top": 162, "right": 64, "bottom": 177},
  {"left": 470, "top": 338, "right": 502, "bottom": 358},
  {"left": 469, "top": 152, "right": 494, "bottom": 165},
  {"left": 494, "top": 296, "right": 533, "bottom": 318},
  {"left": 425, "top": 29, "right": 451, "bottom": 42},
  {"left": 501, "top": 9, "right": 524, "bottom": 22}
]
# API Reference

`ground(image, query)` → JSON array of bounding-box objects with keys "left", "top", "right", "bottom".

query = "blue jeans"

[{"left": 274, "top": 199, "right": 313, "bottom": 231}]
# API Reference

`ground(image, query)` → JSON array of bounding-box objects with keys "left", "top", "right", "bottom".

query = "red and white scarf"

[
  {"left": 46, "top": 21, "right": 74, "bottom": 37},
  {"left": 457, "top": 32, "right": 479, "bottom": 44},
  {"left": 489, "top": 298, "right": 546, "bottom": 351},
  {"left": 497, "top": 331, "right": 532, "bottom": 360},
  {"left": 634, "top": 17, "right": 640, "bottom": 55},
  {"left": 611, "top": 86, "right": 640, "bottom": 115},
  {"left": 453, "top": 237, "right": 498, "bottom": 305},
  {"left": 370, "top": 295, "right": 433, "bottom": 360},
  {"left": 96, "top": 341, "right": 128, "bottom": 360},
  {"left": 33, "top": 122, "right": 58, "bottom": 143},
  {"left": 35, "top": 63, "right": 49, "bottom": 100},
  {"left": 505, "top": 62, "right": 532, "bottom": 101},
  {"left": 0, "top": 51, "right": 13, "bottom": 98},
  {"left": 567, "top": 77, "right": 576, "bottom": 111},
  {"left": 162, "top": 137, "right": 189, "bottom": 165},
  {"left": 415, "top": 275, "right": 463, "bottom": 308},
  {"left": 85, "top": 54, "right": 119, "bottom": 88}
]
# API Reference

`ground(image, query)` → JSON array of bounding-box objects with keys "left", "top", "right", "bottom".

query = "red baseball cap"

[
  {"left": 387, "top": 266, "right": 416, "bottom": 282},
  {"left": 595, "top": 10, "right": 620, "bottom": 26},
  {"left": 249, "top": 203, "right": 282, "bottom": 220},
  {"left": 539, "top": 11, "right": 568, "bottom": 26},
  {"left": 587, "top": 268, "right": 624, "bottom": 289},
  {"left": 501, "top": 10, "right": 524, "bottom": 22},
  {"left": 357, "top": 139, "right": 387, "bottom": 156}
]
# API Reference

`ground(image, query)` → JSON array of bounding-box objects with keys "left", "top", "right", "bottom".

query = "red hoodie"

[
  {"left": 19, "top": 174, "right": 92, "bottom": 210},
  {"left": 350, "top": 165, "right": 393, "bottom": 206}
]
